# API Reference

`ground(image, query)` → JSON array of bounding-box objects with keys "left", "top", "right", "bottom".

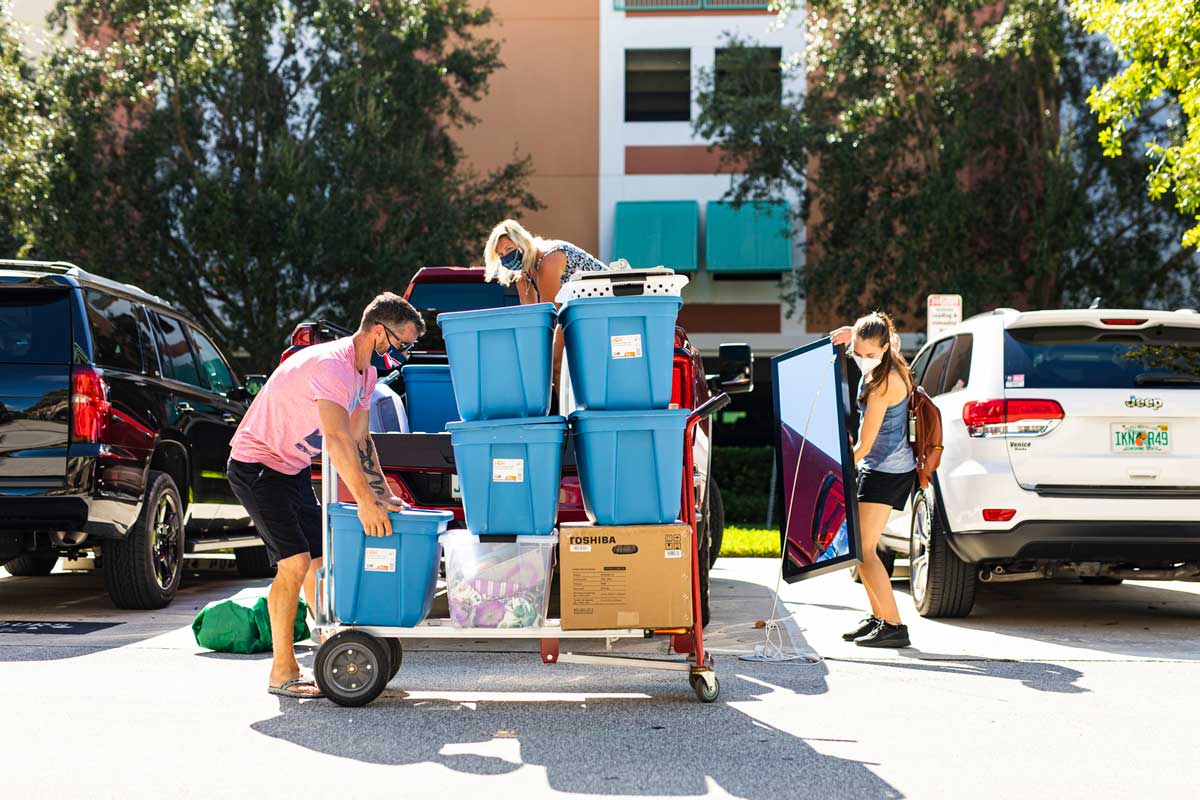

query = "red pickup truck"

[{"left": 283, "top": 267, "right": 753, "bottom": 624}]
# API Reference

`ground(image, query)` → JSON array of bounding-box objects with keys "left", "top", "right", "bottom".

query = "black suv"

[{"left": 0, "top": 260, "right": 270, "bottom": 608}]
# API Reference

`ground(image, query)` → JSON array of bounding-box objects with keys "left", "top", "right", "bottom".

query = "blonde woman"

[
  {"left": 830, "top": 311, "right": 915, "bottom": 648},
  {"left": 483, "top": 219, "right": 606, "bottom": 305},
  {"left": 482, "top": 220, "right": 606, "bottom": 405}
]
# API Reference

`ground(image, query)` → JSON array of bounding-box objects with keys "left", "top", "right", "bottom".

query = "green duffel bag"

[{"left": 192, "top": 595, "right": 310, "bottom": 654}]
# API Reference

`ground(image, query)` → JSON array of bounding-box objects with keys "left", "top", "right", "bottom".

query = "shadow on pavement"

[
  {"left": 892, "top": 579, "right": 1200, "bottom": 662},
  {"left": 249, "top": 570, "right": 898, "bottom": 796},
  {"left": 251, "top": 656, "right": 900, "bottom": 798},
  {"left": 841, "top": 650, "right": 1088, "bottom": 694},
  {"left": 0, "top": 568, "right": 269, "bottom": 662}
]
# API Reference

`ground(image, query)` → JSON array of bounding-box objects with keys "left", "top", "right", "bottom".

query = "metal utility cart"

[{"left": 311, "top": 394, "right": 731, "bottom": 707}]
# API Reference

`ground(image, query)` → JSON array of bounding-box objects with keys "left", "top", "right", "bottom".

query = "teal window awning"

[
  {"left": 613, "top": 201, "right": 699, "bottom": 273},
  {"left": 705, "top": 200, "right": 793, "bottom": 273}
]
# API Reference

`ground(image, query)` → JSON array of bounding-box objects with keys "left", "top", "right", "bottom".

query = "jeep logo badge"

[{"left": 1125, "top": 395, "right": 1164, "bottom": 410}]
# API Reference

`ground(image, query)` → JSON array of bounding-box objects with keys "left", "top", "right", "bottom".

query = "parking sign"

[{"left": 927, "top": 294, "right": 962, "bottom": 340}]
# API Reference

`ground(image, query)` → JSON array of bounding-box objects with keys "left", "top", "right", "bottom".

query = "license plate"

[
  {"left": 451, "top": 474, "right": 462, "bottom": 499},
  {"left": 1111, "top": 424, "right": 1170, "bottom": 453}
]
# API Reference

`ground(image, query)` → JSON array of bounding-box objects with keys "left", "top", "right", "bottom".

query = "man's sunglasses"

[{"left": 381, "top": 323, "right": 418, "bottom": 354}]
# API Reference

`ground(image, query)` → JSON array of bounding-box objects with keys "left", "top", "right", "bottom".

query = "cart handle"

[{"left": 688, "top": 393, "right": 731, "bottom": 425}]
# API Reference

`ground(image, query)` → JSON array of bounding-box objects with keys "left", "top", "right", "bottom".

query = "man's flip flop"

[{"left": 268, "top": 678, "right": 325, "bottom": 699}]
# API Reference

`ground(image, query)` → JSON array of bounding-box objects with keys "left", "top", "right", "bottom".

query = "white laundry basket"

[{"left": 555, "top": 262, "right": 689, "bottom": 304}]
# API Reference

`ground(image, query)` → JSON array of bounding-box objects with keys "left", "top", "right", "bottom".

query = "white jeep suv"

[{"left": 879, "top": 307, "right": 1200, "bottom": 617}]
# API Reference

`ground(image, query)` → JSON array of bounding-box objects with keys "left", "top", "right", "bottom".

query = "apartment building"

[{"left": 458, "top": 0, "right": 808, "bottom": 369}]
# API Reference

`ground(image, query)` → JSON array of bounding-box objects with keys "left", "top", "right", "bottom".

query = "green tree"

[
  {"left": 695, "top": 1, "right": 1197, "bottom": 324},
  {"left": 0, "top": 2, "right": 55, "bottom": 256},
  {"left": 33, "top": 0, "right": 539, "bottom": 369},
  {"left": 1071, "top": 1, "right": 1200, "bottom": 249}
]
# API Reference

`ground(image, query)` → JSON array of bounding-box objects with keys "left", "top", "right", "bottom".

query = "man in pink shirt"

[{"left": 228, "top": 293, "right": 424, "bottom": 699}]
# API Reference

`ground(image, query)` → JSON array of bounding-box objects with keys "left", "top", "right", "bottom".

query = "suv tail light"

[
  {"left": 962, "top": 399, "right": 1064, "bottom": 438},
  {"left": 669, "top": 358, "right": 688, "bottom": 410},
  {"left": 71, "top": 367, "right": 112, "bottom": 443},
  {"left": 983, "top": 508, "right": 1017, "bottom": 522},
  {"left": 291, "top": 323, "right": 318, "bottom": 347}
]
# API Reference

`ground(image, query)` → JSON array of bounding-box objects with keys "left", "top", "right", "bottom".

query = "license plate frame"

[{"left": 1111, "top": 423, "right": 1171, "bottom": 454}]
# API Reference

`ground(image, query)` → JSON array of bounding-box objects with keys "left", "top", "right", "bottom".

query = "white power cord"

[{"left": 739, "top": 350, "right": 835, "bottom": 665}]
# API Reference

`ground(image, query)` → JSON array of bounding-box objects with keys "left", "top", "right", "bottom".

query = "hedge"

[{"left": 711, "top": 445, "right": 776, "bottom": 526}]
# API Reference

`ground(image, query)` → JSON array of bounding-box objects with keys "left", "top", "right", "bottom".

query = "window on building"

[
  {"left": 714, "top": 46, "right": 782, "bottom": 107},
  {"left": 625, "top": 49, "right": 691, "bottom": 122}
]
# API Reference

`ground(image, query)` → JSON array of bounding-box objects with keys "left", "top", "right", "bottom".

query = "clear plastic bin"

[{"left": 440, "top": 531, "right": 558, "bottom": 629}]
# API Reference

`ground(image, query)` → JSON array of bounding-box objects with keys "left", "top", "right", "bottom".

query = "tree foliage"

[
  {"left": 696, "top": 0, "right": 1197, "bottom": 324},
  {"left": 1070, "top": 0, "right": 1200, "bottom": 249},
  {"left": 23, "top": 0, "right": 538, "bottom": 368},
  {"left": 0, "top": 2, "right": 55, "bottom": 256}
]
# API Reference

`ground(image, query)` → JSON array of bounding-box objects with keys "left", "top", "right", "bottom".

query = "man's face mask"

[
  {"left": 499, "top": 248, "right": 524, "bottom": 272},
  {"left": 377, "top": 327, "right": 413, "bottom": 370}
]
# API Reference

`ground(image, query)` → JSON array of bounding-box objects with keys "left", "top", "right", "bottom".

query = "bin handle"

[{"left": 689, "top": 393, "right": 731, "bottom": 425}]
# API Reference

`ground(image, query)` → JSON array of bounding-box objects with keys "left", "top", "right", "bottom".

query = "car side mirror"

[
  {"left": 717, "top": 343, "right": 754, "bottom": 395},
  {"left": 243, "top": 375, "right": 267, "bottom": 398}
]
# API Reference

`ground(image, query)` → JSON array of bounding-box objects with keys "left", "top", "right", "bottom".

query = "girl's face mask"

[
  {"left": 853, "top": 353, "right": 883, "bottom": 376},
  {"left": 851, "top": 343, "right": 886, "bottom": 376}
]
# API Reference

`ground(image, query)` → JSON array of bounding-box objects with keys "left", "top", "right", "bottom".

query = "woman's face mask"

[{"left": 499, "top": 248, "right": 524, "bottom": 272}]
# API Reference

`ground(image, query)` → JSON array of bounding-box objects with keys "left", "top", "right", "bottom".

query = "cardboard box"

[{"left": 559, "top": 523, "right": 693, "bottom": 631}]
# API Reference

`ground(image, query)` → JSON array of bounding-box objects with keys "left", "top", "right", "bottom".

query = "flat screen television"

[{"left": 772, "top": 338, "right": 862, "bottom": 582}]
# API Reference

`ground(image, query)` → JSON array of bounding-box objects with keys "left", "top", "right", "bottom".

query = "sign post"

[{"left": 927, "top": 294, "right": 963, "bottom": 340}]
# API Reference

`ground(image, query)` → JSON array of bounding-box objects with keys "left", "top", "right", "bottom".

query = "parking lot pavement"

[{"left": 1, "top": 558, "right": 1198, "bottom": 799}]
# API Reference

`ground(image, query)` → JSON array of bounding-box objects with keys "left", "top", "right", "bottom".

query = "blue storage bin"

[
  {"left": 559, "top": 295, "right": 683, "bottom": 411},
  {"left": 401, "top": 364, "right": 459, "bottom": 432},
  {"left": 438, "top": 303, "right": 556, "bottom": 420},
  {"left": 447, "top": 416, "right": 566, "bottom": 536},
  {"left": 570, "top": 409, "right": 688, "bottom": 525},
  {"left": 328, "top": 503, "right": 453, "bottom": 626}
]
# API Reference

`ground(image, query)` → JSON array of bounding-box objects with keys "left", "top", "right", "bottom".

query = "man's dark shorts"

[{"left": 228, "top": 459, "right": 321, "bottom": 565}]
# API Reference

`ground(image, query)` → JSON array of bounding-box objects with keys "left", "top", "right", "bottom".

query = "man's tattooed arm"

[{"left": 356, "top": 435, "right": 388, "bottom": 499}]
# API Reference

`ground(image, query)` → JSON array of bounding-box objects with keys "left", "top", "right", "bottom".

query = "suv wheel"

[
  {"left": 103, "top": 471, "right": 185, "bottom": 609},
  {"left": 910, "top": 488, "right": 976, "bottom": 618},
  {"left": 695, "top": 478, "right": 723, "bottom": 628},
  {"left": 3, "top": 554, "right": 59, "bottom": 577},
  {"left": 234, "top": 545, "right": 277, "bottom": 579},
  {"left": 707, "top": 480, "right": 725, "bottom": 569}
]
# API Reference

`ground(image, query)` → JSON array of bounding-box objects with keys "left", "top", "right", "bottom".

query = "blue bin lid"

[
  {"left": 447, "top": 415, "right": 567, "bottom": 444},
  {"left": 568, "top": 408, "right": 690, "bottom": 433},
  {"left": 437, "top": 302, "right": 557, "bottom": 332},
  {"left": 558, "top": 295, "right": 683, "bottom": 325},
  {"left": 448, "top": 417, "right": 564, "bottom": 429},
  {"left": 401, "top": 364, "right": 453, "bottom": 381},
  {"left": 328, "top": 502, "right": 453, "bottom": 533}
]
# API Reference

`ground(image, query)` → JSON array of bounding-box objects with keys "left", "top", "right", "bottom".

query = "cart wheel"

[
  {"left": 385, "top": 638, "right": 403, "bottom": 681},
  {"left": 315, "top": 630, "right": 390, "bottom": 707},
  {"left": 690, "top": 672, "right": 720, "bottom": 703}
]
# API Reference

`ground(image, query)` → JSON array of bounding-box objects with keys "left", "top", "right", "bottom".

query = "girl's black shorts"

[{"left": 857, "top": 467, "right": 917, "bottom": 510}]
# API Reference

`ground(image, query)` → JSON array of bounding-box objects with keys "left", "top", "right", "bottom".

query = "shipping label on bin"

[
  {"left": 491, "top": 458, "right": 525, "bottom": 483},
  {"left": 363, "top": 547, "right": 397, "bottom": 573},
  {"left": 610, "top": 334, "right": 643, "bottom": 360}
]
